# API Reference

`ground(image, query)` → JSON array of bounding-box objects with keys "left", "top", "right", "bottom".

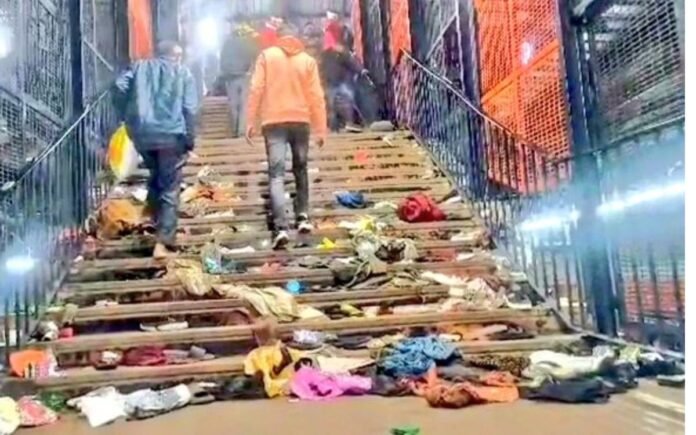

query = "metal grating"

[
  {"left": 0, "top": 0, "right": 68, "bottom": 184},
  {"left": 587, "top": 0, "right": 684, "bottom": 143}
]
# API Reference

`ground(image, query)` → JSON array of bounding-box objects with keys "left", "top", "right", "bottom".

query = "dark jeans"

[
  {"left": 139, "top": 144, "right": 188, "bottom": 247},
  {"left": 327, "top": 82, "right": 356, "bottom": 130},
  {"left": 262, "top": 123, "right": 310, "bottom": 231},
  {"left": 226, "top": 75, "right": 250, "bottom": 137}
]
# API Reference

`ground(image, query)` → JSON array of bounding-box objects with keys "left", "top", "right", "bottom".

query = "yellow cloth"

[
  {"left": 215, "top": 285, "right": 299, "bottom": 322},
  {"left": 243, "top": 343, "right": 302, "bottom": 398},
  {"left": 0, "top": 397, "right": 20, "bottom": 435}
]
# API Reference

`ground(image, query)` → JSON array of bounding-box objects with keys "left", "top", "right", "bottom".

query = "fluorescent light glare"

[
  {"left": 5, "top": 255, "right": 36, "bottom": 274},
  {"left": 597, "top": 181, "right": 684, "bottom": 216}
]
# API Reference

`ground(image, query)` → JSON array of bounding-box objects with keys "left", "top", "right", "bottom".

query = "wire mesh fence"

[
  {"left": 392, "top": 51, "right": 684, "bottom": 351},
  {"left": 0, "top": 0, "right": 71, "bottom": 184},
  {"left": 581, "top": 0, "right": 684, "bottom": 144},
  {"left": 0, "top": 89, "right": 117, "bottom": 358}
]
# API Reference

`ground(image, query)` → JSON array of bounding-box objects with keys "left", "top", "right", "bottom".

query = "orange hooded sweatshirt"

[{"left": 246, "top": 36, "right": 327, "bottom": 139}]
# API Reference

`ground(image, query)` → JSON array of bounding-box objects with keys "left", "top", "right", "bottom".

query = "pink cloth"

[{"left": 290, "top": 366, "right": 372, "bottom": 401}]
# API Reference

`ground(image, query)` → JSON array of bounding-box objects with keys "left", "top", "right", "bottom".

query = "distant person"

[
  {"left": 114, "top": 41, "right": 198, "bottom": 259},
  {"left": 321, "top": 40, "right": 369, "bottom": 132},
  {"left": 303, "top": 22, "right": 323, "bottom": 59},
  {"left": 321, "top": 11, "right": 368, "bottom": 131},
  {"left": 246, "top": 24, "right": 327, "bottom": 250},
  {"left": 324, "top": 10, "right": 354, "bottom": 52},
  {"left": 258, "top": 16, "right": 284, "bottom": 49},
  {"left": 219, "top": 15, "right": 259, "bottom": 137}
]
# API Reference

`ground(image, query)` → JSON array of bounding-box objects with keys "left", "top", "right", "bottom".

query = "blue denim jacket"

[{"left": 114, "top": 58, "right": 198, "bottom": 150}]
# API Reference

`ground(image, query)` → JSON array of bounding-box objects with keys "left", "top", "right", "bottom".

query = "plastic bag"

[{"left": 107, "top": 124, "right": 139, "bottom": 181}]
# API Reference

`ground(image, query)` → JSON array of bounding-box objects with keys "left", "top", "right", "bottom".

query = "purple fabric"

[{"left": 290, "top": 366, "right": 372, "bottom": 401}]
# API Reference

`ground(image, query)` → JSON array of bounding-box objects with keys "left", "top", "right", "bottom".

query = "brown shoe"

[{"left": 153, "top": 243, "right": 176, "bottom": 260}]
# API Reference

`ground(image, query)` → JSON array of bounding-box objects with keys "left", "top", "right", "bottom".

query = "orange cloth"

[
  {"left": 411, "top": 369, "right": 519, "bottom": 409},
  {"left": 246, "top": 36, "right": 327, "bottom": 140},
  {"left": 128, "top": 0, "right": 154, "bottom": 60}
]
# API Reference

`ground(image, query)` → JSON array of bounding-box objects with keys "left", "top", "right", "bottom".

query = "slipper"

[
  {"left": 140, "top": 320, "right": 189, "bottom": 332},
  {"left": 187, "top": 383, "right": 216, "bottom": 405}
]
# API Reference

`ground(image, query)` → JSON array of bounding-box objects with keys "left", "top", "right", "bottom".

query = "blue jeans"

[
  {"left": 328, "top": 83, "right": 355, "bottom": 129},
  {"left": 140, "top": 144, "right": 188, "bottom": 247},
  {"left": 262, "top": 123, "right": 310, "bottom": 231}
]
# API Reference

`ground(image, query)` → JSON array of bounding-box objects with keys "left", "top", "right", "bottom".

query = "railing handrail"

[
  {"left": 397, "top": 50, "right": 554, "bottom": 158},
  {"left": 0, "top": 89, "right": 112, "bottom": 202}
]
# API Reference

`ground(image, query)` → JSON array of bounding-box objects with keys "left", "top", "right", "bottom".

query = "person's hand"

[
  {"left": 315, "top": 137, "right": 325, "bottom": 149},
  {"left": 245, "top": 126, "right": 255, "bottom": 147},
  {"left": 361, "top": 70, "right": 375, "bottom": 88}
]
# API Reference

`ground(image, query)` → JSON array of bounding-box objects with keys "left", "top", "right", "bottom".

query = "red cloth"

[
  {"left": 324, "top": 21, "right": 342, "bottom": 50},
  {"left": 123, "top": 346, "right": 166, "bottom": 366},
  {"left": 259, "top": 25, "right": 279, "bottom": 49},
  {"left": 398, "top": 194, "right": 446, "bottom": 223}
]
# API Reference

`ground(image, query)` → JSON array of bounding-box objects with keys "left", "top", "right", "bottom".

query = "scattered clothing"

[
  {"left": 214, "top": 285, "right": 299, "bottom": 322},
  {"left": 379, "top": 336, "right": 457, "bottom": 378},
  {"left": 336, "top": 191, "right": 367, "bottom": 209},
  {"left": 290, "top": 330, "right": 326, "bottom": 350},
  {"left": 397, "top": 194, "right": 446, "bottom": 223},
  {"left": 525, "top": 349, "right": 615, "bottom": 381},
  {"left": 411, "top": 370, "right": 518, "bottom": 409},
  {"left": 316, "top": 356, "right": 374, "bottom": 374},
  {"left": 290, "top": 366, "right": 372, "bottom": 401},
  {"left": 9, "top": 350, "right": 58, "bottom": 379},
  {"left": 520, "top": 378, "right": 612, "bottom": 404},
  {"left": 212, "top": 375, "right": 267, "bottom": 401},
  {"left": 371, "top": 375, "right": 413, "bottom": 397},
  {"left": 466, "top": 355, "right": 530, "bottom": 378},
  {"left": 201, "top": 242, "right": 247, "bottom": 274},
  {"left": 97, "top": 199, "right": 146, "bottom": 240},
  {"left": 168, "top": 259, "right": 214, "bottom": 297},
  {"left": 244, "top": 343, "right": 302, "bottom": 398},
  {"left": 123, "top": 346, "right": 167, "bottom": 367},
  {"left": 125, "top": 384, "right": 191, "bottom": 420},
  {"left": 0, "top": 398, "right": 20, "bottom": 435},
  {"left": 17, "top": 397, "right": 58, "bottom": 427},
  {"left": 657, "top": 374, "right": 685, "bottom": 388},
  {"left": 67, "top": 387, "right": 127, "bottom": 428}
]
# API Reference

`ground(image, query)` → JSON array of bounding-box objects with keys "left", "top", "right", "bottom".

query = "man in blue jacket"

[{"left": 114, "top": 40, "right": 199, "bottom": 259}]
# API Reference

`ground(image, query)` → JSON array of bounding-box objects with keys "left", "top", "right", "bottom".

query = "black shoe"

[{"left": 272, "top": 231, "right": 290, "bottom": 250}]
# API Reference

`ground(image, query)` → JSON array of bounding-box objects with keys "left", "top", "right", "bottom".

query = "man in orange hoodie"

[{"left": 246, "top": 24, "right": 327, "bottom": 250}]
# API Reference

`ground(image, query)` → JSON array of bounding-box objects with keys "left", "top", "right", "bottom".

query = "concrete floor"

[{"left": 24, "top": 384, "right": 684, "bottom": 435}]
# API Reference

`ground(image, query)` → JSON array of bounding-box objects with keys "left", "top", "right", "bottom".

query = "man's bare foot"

[{"left": 153, "top": 243, "right": 176, "bottom": 260}]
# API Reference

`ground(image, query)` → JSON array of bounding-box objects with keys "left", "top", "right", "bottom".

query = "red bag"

[{"left": 398, "top": 194, "right": 447, "bottom": 223}]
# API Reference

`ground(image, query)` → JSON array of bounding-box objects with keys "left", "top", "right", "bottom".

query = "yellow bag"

[{"left": 107, "top": 124, "right": 139, "bottom": 181}]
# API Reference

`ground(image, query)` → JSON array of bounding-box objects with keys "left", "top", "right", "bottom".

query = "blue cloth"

[
  {"left": 114, "top": 58, "right": 199, "bottom": 150},
  {"left": 379, "top": 336, "right": 457, "bottom": 378},
  {"left": 336, "top": 191, "right": 366, "bottom": 209}
]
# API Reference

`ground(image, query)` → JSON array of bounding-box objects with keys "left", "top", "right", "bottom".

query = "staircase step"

[
  {"left": 34, "top": 309, "right": 559, "bottom": 355},
  {"left": 95, "top": 222, "right": 485, "bottom": 258},
  {"left": 72, "top": 285, "right": 452, "bottom": 322},
  {"left": 72, "top": 240, "right": 480, "bottom": 275},
  {"left": 34, "top": 335, "right": 582, "bottom": 392}
]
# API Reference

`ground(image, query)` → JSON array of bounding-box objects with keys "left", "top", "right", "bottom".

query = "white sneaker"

[
  {"left": 297, "top": 215, "right": 314, "bottom": 234},
  {"left": 272, "top": 231, "right": 290, "bottom": 250}
]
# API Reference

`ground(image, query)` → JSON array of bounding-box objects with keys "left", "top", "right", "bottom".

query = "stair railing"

[{"left": 0, "top": 90, "right": 118, "bottom": 360}]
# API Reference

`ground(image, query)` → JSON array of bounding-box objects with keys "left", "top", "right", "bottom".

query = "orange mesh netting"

[
  {"left": 128, "top": 0, "right": 154, "bottom": 60},
  {"left": 389, "top": 0, "right": 411, "bottom": 67},
  {"left": 352, "top": 0, "right": 364, "bottom": 62},
  {"left": 475, "top": 0, "right": 571, "bottom": 193}
]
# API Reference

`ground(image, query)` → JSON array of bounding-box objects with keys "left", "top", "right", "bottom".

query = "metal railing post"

[{"left": 558, "top": 0, "right": 616, "bottom": 336}]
